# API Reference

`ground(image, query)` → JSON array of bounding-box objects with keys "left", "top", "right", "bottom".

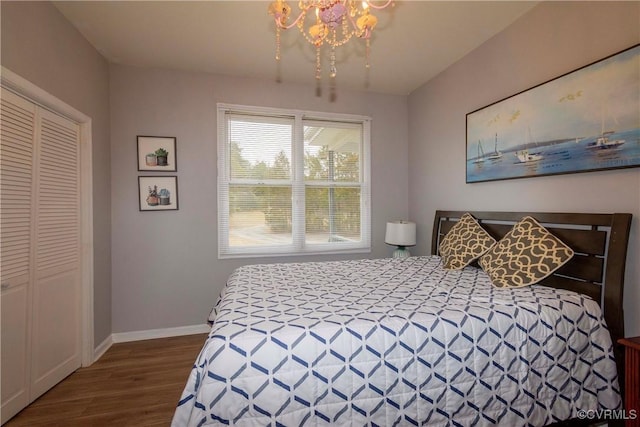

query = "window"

[{"left": 218, "top": 104, "right": 371, "bottom": 258}]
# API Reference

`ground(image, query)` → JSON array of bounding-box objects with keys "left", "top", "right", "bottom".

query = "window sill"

[{"left": 218, "top": 247, "right": 371, "bottom": 260}]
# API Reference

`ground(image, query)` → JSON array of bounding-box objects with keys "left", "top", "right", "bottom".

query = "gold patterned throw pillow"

[
  {"left": 439, "top": 213, "right": 496, "bottom": 270},
  {"left": 478, "top": 216, "right": 574, "bottom": 288}
]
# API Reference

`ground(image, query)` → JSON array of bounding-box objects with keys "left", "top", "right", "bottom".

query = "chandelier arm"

[
  {"left": 344, "top": 13, "right": 367, "bottom": 39},
  {"left": 364, "top": 0, "right": 394, "bottom": 10},
  {"left": 273, "top": 10, "right": 308, "bottom": 30}
]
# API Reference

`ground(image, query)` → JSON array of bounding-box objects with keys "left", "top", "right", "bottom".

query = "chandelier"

[{"left": 268, "top": 0, "right": 394, "bottom": 84}]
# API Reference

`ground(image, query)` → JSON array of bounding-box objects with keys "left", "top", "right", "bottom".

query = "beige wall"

[
  {"left": 408, "top": 1, "right": 640, "bottom": 335},
  {"left": 109, "top": 64, "right": 409, "bottom": 332},
  {"left": 1, "top": 1, "right": 112, "bottom": 346}
]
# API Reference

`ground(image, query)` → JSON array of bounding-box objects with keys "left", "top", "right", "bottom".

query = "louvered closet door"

[
  {"left": 1, "top": 88, "right": 36, "bottom": 422},
  {"left": 1, "top": 87, "right": 82, "bottom": 421},
  {"left": 29, "top": 106, "right": 82, "bottom": 400}
]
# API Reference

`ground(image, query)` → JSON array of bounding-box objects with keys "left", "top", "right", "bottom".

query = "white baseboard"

[
  {"left": 111, "top": 324, "right": 211, "bottom": 344},
  {"left": 91, "top": 324, "right": 211, "bottom": 362},
  {"left": 93, "top": 334, "right": 113, "bottom": 363}
]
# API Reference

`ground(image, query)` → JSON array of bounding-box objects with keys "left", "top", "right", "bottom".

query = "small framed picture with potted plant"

[
  {"left": 137, "top": 136, "right": 177, "bottom": 171},
  {"left": 138, "top": 176, "right": 178, "bottom": 211}
]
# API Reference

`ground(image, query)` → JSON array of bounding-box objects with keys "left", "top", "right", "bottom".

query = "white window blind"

[{"left": 218, "top": 104, "right": 371, "bottom": 258}]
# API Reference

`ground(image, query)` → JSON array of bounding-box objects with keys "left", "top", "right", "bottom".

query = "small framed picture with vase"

[{"left": 138, "top": 176, "right": 178, "bottom": 211}]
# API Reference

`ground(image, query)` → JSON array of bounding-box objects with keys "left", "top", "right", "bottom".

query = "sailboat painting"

[{"left": 466, "top": 44, "right": 639, "bottom": 183}]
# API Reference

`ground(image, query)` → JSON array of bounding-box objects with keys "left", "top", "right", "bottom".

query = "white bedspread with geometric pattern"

[{"left": 172, "top": 256, "right": 621, "bottom": 427}]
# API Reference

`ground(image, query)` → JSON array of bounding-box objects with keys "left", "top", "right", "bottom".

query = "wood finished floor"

[{"left": 5, "top": 333, "right": 208, "bottom": 427}]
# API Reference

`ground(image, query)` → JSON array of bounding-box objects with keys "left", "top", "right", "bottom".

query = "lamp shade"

[{"left": 385, "top": 221, "right": 416, "bottom": 247}]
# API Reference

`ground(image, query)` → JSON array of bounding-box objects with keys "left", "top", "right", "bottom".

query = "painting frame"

[
  {"left": 466, "top": 44, "right": 639, "bottom": 183},
  {"left": 138, "top": 176, "right": 179, "bottom": 211},
  {"left": 137, "top": 136, "right": 177, "bottom": 172}
]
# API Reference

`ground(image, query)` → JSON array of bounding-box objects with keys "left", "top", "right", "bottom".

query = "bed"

[{"left": 173, "top": 210, "right": 632, "bottom": 427}]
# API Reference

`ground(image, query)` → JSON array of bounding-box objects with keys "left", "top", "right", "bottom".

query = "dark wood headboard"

[{"left": 431, "top": 210, "right": 632, "bottom": 386}]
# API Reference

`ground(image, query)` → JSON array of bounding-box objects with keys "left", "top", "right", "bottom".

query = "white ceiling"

[{"left": 53, "top": 1, "right": 538, "bottom": 95}]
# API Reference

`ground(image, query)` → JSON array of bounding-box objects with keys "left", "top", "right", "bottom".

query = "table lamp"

[{"left": 385, "top": 221, "right": 416, "bottom": 258}]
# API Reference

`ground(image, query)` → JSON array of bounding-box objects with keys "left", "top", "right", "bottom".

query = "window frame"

[{"left": 217, "top": 103, "right": 371, "bottom": 258}]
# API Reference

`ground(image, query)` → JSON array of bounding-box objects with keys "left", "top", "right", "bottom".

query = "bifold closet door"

[
  {"left": 1, "top": 87, "right": 82, "bottom": 422},
  {"left": 1, "top": 88, "right": 35, "bottom": 423},
  {"left": 29, "top": 105, "right": 82, "bottom": 400}
]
